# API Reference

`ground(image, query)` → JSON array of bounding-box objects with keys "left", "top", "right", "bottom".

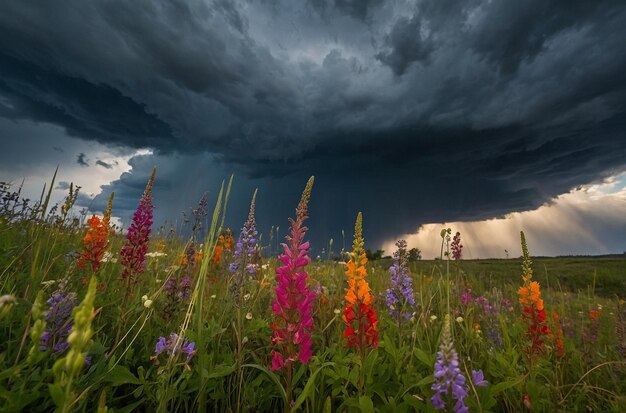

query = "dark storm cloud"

[
  {"left": 470, "top": 0, "right": 612, "bottom": 74},
  {"left": 76, "top": 153, "right": 89, "bottom": 167},
  {"left": 0, "top": 53, "right": 174, "bottom": 150},
  {"left": 96, "top": 160, "right": 114, "bottom": 169},
  {"left": 376, "top": 15, "right": 433, "bottom": 76},
  {"left": 309, "top": 0, "right": 383, "bottom": 21},
  {"left": 1, "top": 0, "right": 626, "bottom": 247},
  {"left": 55, "top": 181, "right": 71, "bottom": 191}
]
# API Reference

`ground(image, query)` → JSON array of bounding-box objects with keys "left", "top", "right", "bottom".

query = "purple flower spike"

[
  {"left": 40, "top": 292, "right": 78, "bottom": 355},
  {"left": 431, "top": 315, "right": 470, "bottom": 412},
  {"left": 230, "top": 190, "right": 261, "bottom": 302},
  {"left": 451, "top": 232, "right": 463, "bottom": 261},
  {"left": 386, "top": 240, "right": 415, "bottom": 319}
]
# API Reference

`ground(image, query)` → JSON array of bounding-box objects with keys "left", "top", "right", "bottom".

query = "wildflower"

[
  {"left": 523, "top": 394, "right": 533, "bottom": 410},
  {"left": 583, "top": 306, "right": 602, "bottom": 355},
  {"left": 431, "top": 315, "right": 438, "bottom": 322},
  {"left": 456, "top": 316, "right": 464, "bottom": 323},
  {"left": 120, "top": 168, "right": 156, "bottom": 292},
  {"left": 144, "top": 299, "right": 153, "bottom": 309},
  {"left": 451, "top": 232, "right": 463, "bottom": 261},
  {"left": 191, "top": 192, "right": 208, "bottom": 237},
  {"left": 101, "top": 251, "right": 113, "bottom": 263},
  {"left": 40, "top": 292, "right": 78, "bottom": 354},
  {"left": 342, "top": 212, "right": 379, "bottom": 350},
  {"left": 475, "top": 296, "right": 492, "bottom": 313},
  {"left": 151, "top": 333, "right": 196, "bottom": 365},
  {"left": 52, "top": 276, "right": 98, "bottom": 387},
  {"left": 213, "top": 229, "right": 235, "bottom": 266},
  {"left": 0, "top": 294, "right": 16, "bottom": 320},
  {"left": 212, "top": 236, "right": 224, "bottom": 266},
  {"left": 146, "top": 251, "right": 167, "bottom": 258},
  {"left": 459, "top": 289, "right": 473, "bottom": 306},
  {"left": 334, "top": 308, "right": 341, "bottom": 315},
  {"left": 270, "top": 177, "right": 316, "bottom": 370},
  {"left": 518, "top": 232, "right": 550, "bottom": 356},
  {"left": 246, "top": 312, "right": 253, "bottom": 320},
  {"left": 78, "top": 193, "right": 114, "bottom": 272},
  {"left": 78, "top": 216, "right": 109, "bottom": 272},
  {"left": 386, "top": 240, "right": 416, "bottom": 320},
  {"left": 552, "top": 311, "right": 565, "bottom": 359},
  {"left": 162, "top": 275, "right": 192, "bottom": 320},
  {"left": 471, "top": 369, "right": 489, "bottom": 387},
  {"left": 230, "top": 190, "right": 261, "bottom": 302},
  {"left": 431, "top": 315, "right": 469, "bottom": 412}
]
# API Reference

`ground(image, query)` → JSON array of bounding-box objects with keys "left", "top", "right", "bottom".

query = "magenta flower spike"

[
  {"left": 270, "top": 177, "right": 315, "bottom": 371},
  {"left": 120, "top": 167, "right": 156, "bottom": 290}
]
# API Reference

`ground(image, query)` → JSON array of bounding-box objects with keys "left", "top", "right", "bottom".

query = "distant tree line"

[{"left": 365, "top": 247, "right": 421, "bottom": 261}]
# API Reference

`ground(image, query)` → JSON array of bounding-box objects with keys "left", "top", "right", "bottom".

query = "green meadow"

[{"left": 0, "top": 177, "right": 625, "bottom": 413}]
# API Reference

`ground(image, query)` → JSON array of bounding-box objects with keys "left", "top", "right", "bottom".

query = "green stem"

[
  {"left": 236, "top": 302, "right": 243, "bottom": 413},
  {"left": 285, "top": 363, "right": 293, "bottom": 413}
]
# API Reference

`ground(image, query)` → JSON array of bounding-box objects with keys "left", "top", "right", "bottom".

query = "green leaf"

[
  {"left": 104, "top": 365, "right": 141, "bottom": 386},
  {"left": 206, "top": 364, "right": 236, "bottom": 380},
  {"left": 413, "top": 348, "right": 434, "bottom": 368},
  {"left": 48, "top": 383, "right": 65, "bottom": 407},
  {"left": 112, "top": 399, "right": 144, "bottom": 413},
  {"left": 489, "top": 379, "right": 521, "bottom": 398},
  {"left": 323, "top": 396, "right": 332, "bottom": 413},
  {"left": 292, "top": 362, "right": 334, "bottom": 412},
  {"left": 242, "top": 363, "right": 287, "bottom": 404},
  {"left": 358, "top": 395, "right": 375, "bottom": 413}
]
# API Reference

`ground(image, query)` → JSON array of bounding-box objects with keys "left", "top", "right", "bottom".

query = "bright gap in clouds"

[
  {"left": 0, "top": 118, "right": 151, "bottom": 212},
  {"left": 383, "top": 172, "right": 626, "bottom": 259}
]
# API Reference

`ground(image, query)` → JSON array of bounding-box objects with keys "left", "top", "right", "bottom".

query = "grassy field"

[
  {"left": 406, "top": 256, "right": 626, "bottom": 296},
  {"left": 0, "top": 177, "right": 625, "bottom": 412}
]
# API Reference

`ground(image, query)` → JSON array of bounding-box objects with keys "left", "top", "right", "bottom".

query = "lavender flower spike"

[
  {"left": 431, "top": 314, "right": 469, "bottom": 413},
  {"left": 230, "top": 190, "right": 260, "bottom": 302},
  {"left": 386, "top": 240, "right": 415, "bottom": 319},
  {"left": 40, "top": 292, "right": 78, "bottom": 354}
]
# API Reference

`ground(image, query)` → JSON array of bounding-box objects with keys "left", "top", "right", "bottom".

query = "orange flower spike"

[
  {"left": 213, "top": 244, "right": 223, "bottom": 265},
  {"left": 519, "top": 231, "right": 551, "bottom": 356},
  {"left": 345, "top": 279, "right": 357, "bottom": 305},
  {"left": 79, "top": 213, "right": 110, "bottom": 272},
  {"left": 529, "top": 281, "right": 541, "bottom": 300},
  {"left": 552, "top": 311, "right": 565, "bottom": 358},
  {"left": 342, "top": 212, "right": 378, "bottom": 351},
  {"left": 345, "top": 260, "right": 357, "bottom": 278},
  {"left": 518, "top": 286, "right": 529, "bottom": 304}
]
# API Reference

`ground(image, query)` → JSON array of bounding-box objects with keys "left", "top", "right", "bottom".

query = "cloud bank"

[{"left": 0, "top": 0, "right": 625, "bottom": 249}]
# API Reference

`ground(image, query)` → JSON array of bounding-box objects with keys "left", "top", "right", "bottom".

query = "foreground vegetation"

[{"left": 0, "top": 174, "right": 625, "bottom": 412}]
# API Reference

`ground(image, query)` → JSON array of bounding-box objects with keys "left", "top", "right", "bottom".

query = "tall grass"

[{"left": 0, "top": 176, "right": 624, "bottom": 412}]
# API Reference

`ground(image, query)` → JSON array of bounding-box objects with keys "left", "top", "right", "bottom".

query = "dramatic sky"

[{"left": 1, "top": 0, "right": 625, "bottom": 257}]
